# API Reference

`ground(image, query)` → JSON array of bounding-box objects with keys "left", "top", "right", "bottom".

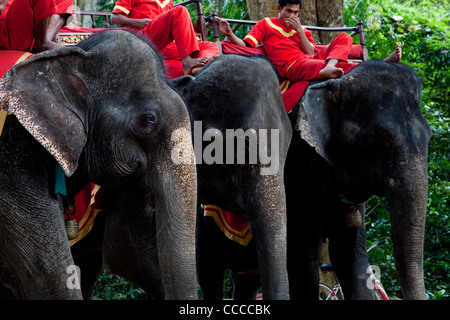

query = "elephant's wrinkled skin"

[
  {"left": 286, "top": 60, "right": 431, "bottom": 300},
  {"left": 0, "top": 30, "right": 197, "bottom": 299},
  {"left": 170, "top": 55, "right": 292, "bottom": 300}
]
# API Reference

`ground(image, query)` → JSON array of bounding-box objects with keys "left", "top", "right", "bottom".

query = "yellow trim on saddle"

[
  {"left": 15, "top": 52, "right": 33, "bottom": 64},
  {"left": 202, "top": 204, "right": 253, "bottom": 246},
  {"left": 69, "top": 184, "right": 102, "bottom": 246},
  {"left": 0, "top": 109, "right": 11, "bottom": 138}
]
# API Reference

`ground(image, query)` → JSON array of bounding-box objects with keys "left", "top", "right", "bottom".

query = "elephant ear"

[
  {"left": 295, "top": 79, "right": 340, "bottom": 163},
  {"left": 0, "top": 47, "right": 92, "bottom": 176},
  {"left": 168, "top": 75, "right": 195, "bottom": 99}
]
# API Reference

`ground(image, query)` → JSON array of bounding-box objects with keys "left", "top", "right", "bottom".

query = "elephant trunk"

[
  {"left": 250, "top": 173, "right": 288, "bottom": 300},
  {"left": 386, "top": 155, "right": 428, "bottom": 300},
  {"left": 153, "top": 127, "right": 198, "bottom": 300}
]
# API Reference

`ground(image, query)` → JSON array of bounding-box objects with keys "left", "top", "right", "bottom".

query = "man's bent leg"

[
  {"left": 144, "top": 6, "right": 199, "bottom": 57},
  {"left": 315, "top": 32, "right": 353, "bottom": 62},
  {"left": 144, "top": 6, "right": 206, "bottom": 74},
  {"left": 286, "top": 58, "right": 357, "bottom": 82},
  {"left": 286, "top": 59, "right": 327, "bottom": 82}
]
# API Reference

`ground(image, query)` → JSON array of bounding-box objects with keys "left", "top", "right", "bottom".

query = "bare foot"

[
  {"left": 384, "top": 42, "right": 402, "bottom": 62},
  {"left": 319, "top": 65, "right": 345, "bottom": 79},
  {"left": 182, "top": 56, "right": 209, "bottom": 75},
  {"left": 191, "top": 54, "right": 220, "bottom": 75}
]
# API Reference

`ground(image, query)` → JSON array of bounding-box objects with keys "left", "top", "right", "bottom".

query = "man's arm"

[
  {"left": 214, "top": 16, "right": 250, "bottom": 47},
  {"left": 0, "top": 0, "right": 9, "bottom": 15},
  {"left": 286, "top": 15, "right": 315, "bottom": 55},
  {"left": 111, "top": 13, "right": 151, "bottom": 29}
]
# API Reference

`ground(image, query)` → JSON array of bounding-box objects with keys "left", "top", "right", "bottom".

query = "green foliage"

[
  {"left": 192, "top": 0, "right": 252, "bottom": 39},
  {"left": 93, "top": 0, "right": 117, "bottom": 27},
  {"left": 93, "top": 268, "right": 147, "bottom": 300}
]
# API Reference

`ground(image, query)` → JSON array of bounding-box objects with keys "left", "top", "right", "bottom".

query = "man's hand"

[
  {"left": 214, "top": 16, "right": 232, "bottom": 37},
  {"left": 213, "top": 16, "right": 248, "bottom": 47},
  {"left": 285, "top": 15, "right": 302, "bottom": 32},
  {"left": 111, "top": 13, "right": 150, "bottom": 29},
  {"left": 286, "top": 15, "right": 315, "bottom": 55},
  {"left": 133, "top": 18, "right": 151, "bottom": 29}
]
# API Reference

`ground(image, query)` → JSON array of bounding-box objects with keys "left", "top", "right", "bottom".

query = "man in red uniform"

[
  {"left": 111, "top": 0, "right": 219, "bottom": 76},
  {"left": 0, "top": 0, "right": 73, "bottom": 52},
  {"left": 216, "top": 0, "right": 401, "bottom": 81}
]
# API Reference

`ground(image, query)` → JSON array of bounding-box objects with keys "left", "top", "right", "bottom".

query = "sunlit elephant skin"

[{"left": 0, "top": 30, "right": 197, "bottom": 299}]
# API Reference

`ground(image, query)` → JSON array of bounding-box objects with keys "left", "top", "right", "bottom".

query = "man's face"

[{"left": 277, "top": 3, "right": 301, "bottom": 19}]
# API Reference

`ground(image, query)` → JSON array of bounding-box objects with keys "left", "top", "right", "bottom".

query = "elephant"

[
  {"left": 169, "top": 54, "right": 293, "bottom": 300},
  {"left": 0, "top": 30, "right": 198, "bottom": 299},
  {"left": 285, "top": 60, "right": 431, "bottom": 300}
]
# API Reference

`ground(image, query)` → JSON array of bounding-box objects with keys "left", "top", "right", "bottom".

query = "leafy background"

[{"left": 91, "top": 0, "right": 449, "bottom": 300}]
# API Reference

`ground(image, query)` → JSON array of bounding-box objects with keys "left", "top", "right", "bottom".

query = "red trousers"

[
  {"left": 286, "top": 32, "right": 357, "bottom": 82},
  {"left": 0, "top": 0, "right": 72, "bottom": 51},
  {"left": 163, "top": 40, "right": 219, "bottom": 79},
  {"left": 139, "top": 5, "right": 200, "bottom": 59}
]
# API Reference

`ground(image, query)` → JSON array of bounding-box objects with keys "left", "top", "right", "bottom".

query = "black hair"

[{"left": 278, "top": 0, "right": 303, "bottom": 9}]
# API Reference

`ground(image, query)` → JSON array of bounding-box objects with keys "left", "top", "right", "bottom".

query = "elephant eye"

[
  {"left": 132, "top": 111, "right": 158, "bottom": 136},
  {"left": 144, "top": 111, "right": 157, "bottom": 126},
  {"left": 137, "top": 111, "right": 157, "bottom": 128}
]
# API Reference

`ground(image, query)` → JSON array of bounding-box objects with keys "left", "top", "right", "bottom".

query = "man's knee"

[
  {"left": 336, "top": 32, "right": 353, "bottom": 45},
  {"left": 173, "top": 5, "right": 190, "bottom": 18}
]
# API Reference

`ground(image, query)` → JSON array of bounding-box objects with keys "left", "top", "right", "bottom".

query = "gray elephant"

[
  {"left": 170, "top": 55, "right": 293, "bottom": 300},
  {"left": 286, "top": 60, "right": 431, "bottom": 299},
  {"left": 0, "top": 30, "right": 197, "bottom": 299}
]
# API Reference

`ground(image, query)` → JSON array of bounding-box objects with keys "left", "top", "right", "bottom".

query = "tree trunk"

[
  {"left": 247, "top": 0, "right": 278, "bottom": 20},
  {"left": 316, "top": 0, "right": 344, "bottom": 44},
  {"left": 246, "top": 0, "right": 344, "bottom": 44},
  {"left": 299, "top": 0, "right": 319, "bottom": 41}
]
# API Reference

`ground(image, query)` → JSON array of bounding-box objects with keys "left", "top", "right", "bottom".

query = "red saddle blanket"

[
  {"left": 202, "top": 204, "right": 253, "bottom": 246},
  {"left": 68, "top": 183, "right": 104, "bottom": 246},
  {"left": 0, "top": 50, "right": 34, "bottom": 77}
]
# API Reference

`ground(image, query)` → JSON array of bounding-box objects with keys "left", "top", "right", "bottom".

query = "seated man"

[
  {"left": 216, "top": 0, "right": 401, "bottom": 81},
  {"left": 111, "top": 0, "right": 219, "bottom": 75},
  {"left": 0, "top": 0, "right": 72, "bottom": 53}
]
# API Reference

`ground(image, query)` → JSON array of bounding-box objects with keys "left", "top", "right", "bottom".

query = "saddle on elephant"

[
  {"left": 63, "top": 182, "right": 104, "bottom": 246},
  {"left": 202, "top": 204, "right": 253, "bottom": 246}
]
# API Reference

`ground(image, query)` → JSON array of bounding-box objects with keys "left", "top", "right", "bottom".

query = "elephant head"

[
  {"left": 296, "top": 60, "right": 431, "bottom": 299},
  {"left": 0, "top": 30, "right": 197, "bottom": 299}
]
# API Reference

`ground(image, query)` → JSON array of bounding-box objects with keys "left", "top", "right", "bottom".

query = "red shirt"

[
  {"left": 244, "top": 17, "right": 315, "bottom": 77},
  {"left": 112, "top": 0, "right": 173, "bottom": 19}
]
